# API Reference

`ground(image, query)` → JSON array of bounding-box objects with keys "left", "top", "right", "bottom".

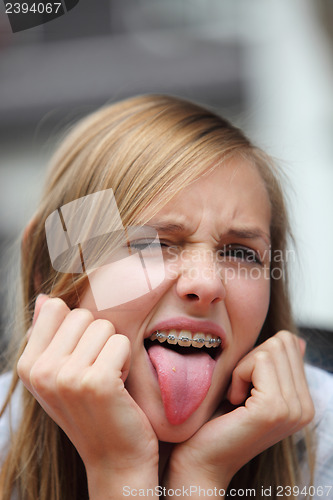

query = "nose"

[{"left": 175, "top": 250, "right": 226, "bottom": 309}]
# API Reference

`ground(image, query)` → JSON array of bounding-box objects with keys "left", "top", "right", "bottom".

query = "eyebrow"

[
  {"left": 144, "top": 221, "right": 271, "bottom": 245},
  {"left": 145, "top": 221, "right": 188, "bottom": 234}
]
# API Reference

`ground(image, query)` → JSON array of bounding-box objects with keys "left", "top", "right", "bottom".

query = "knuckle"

[
  {"left": 80, "top": 371, "right": 105, "bottom": 397},
  {"left": 56, "top": 366, "right": 106, "bottom": 401},
  {"left": 288, "top": 400, "right": 302, "bottom": 425},
  {"left": 93, "top": 318, "right": 115, "bottom": 334},
  {"left": 301, "top": 398, "right": 315, "bottom": 426},
  {"left": 267, "top": 336, "right": 284, "bottom": 352},
  {"left": 56, "top": 367, "right": 75, "bottom": 392},
  {"left": 70, "top": 308, "right": 94, "bottom": 324},
  {"left": 276, "top": 401, "right": 290, "bottom": 423},
  {"left": 276, "top": 329, "right": 291, "bottom": 339},
  {"left": 29, "top": 360, "right": 53, "bottom": 395},
  {"left": 55, "top": 367, "right": 76, "bottom": 395},
  {"left": 232, "top": 362, "right": 242, "bottom": 378},
  {"left": 80, "top": 369, "right": 120, "bottom": 400},
  {"left": 266, "top": 399, "right": 289, "bottom": 425},
  {"left": 42, "top": 297, "right": 67, "bottom": 316},
  {"left": 276, "top": 330, "right": 295, "bottom": 346},
  {"left": 112, "top": 333, "right": 130, "bottom": 346},
  {"left": 17, "top": 356, "right": 30, "bottom": 383},
  {"left": 253, "top": 350, "right": 271, "bottom": 364},
  {"left": 80, "top": 372, "right": 94, "bottom": 392},
  {"left": 109, "top": 334, "right": 132, "bottom": 357}
]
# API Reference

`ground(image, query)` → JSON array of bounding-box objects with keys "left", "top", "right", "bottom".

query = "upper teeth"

[{"left": 149, "top": 330, "right": 222, "bottom": 348}]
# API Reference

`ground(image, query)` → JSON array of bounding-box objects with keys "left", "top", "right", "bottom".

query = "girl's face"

[{"left": 80, "top": 157, "right": 272, "bottom": 442}]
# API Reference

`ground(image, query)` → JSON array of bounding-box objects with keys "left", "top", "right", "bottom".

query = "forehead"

[{"left": 143, "top": 157, "right": 271, "bottom": 239}]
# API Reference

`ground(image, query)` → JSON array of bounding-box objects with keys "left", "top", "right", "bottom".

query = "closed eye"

[
  {"left": 129, "top": 239, "right": 160, "bottom": 251},
  {"left": 128, "top": 239, "right": 175, "bottom": 251},
  {"left": 218, "top": 245, "right": 263, "bottom": 265}
]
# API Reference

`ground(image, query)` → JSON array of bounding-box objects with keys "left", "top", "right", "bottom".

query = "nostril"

[
  {"left": 187, "top": 293, "right": 199, "bottom": 301},
  {"left": 212, "top": 296, "right": 223, "bottom": 304}
]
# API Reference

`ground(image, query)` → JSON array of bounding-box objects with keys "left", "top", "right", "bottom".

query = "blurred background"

[{"left": 0, "top": 0, "right": 332, "bottom": 370}]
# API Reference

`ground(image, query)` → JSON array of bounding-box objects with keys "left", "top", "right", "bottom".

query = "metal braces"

[{"left": 153, "top": 331, "right": 221, "bottom": 346}]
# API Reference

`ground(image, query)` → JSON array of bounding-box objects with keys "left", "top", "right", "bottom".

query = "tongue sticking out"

[{"left": 148, "top": 344, "right": 216, "bottom": 425}]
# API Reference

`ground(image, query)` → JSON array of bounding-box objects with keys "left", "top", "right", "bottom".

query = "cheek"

[
  {"left": 79, "top": 264, "right": 175, "bottom": 336},
  {"left": 83, "top": 254, "right": 166, "bottom": 311},
  {"left": 225, "top": 272, "right": 271, "bottom": 343},
  {"left": 80, "top": 250, "right": 174, "bottom": 312}
]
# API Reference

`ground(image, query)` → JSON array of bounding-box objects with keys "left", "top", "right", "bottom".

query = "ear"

[{"left": 22, "top": 217, "right": 42, "bottom": 292}]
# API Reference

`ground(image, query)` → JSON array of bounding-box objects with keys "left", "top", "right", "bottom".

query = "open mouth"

[
  {"left": 145, "top": 329, "right": 222, "bottom": 425},
  {"left": 144, "top": 330, "right": 222, "bottom": 359}
]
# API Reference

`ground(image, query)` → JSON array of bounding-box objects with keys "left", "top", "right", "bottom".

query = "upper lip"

[{"left": 146, "top": 317, "right": 226, "bottom": 347}]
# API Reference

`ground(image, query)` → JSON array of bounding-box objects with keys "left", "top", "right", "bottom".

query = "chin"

[
  {"left": 147, "top": 403, "right": 214, "bottom": 443},
  {"left": 152, "top": 421, "right": 202, "bottom": 443}
]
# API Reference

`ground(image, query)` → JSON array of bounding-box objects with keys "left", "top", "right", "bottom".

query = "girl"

[{"left": 0, "top": 94, "right": 330, "bottom": 499}]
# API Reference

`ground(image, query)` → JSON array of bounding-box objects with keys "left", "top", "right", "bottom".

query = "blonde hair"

[{"left": 0, "top": 94, "right": 314, "bottom": 499}]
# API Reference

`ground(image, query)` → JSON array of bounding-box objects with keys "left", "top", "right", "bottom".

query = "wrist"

[
  {"left": 166, "top": 454, "right": 231, "bottom": 499},
  {"left": 86, "top": 460, "right": 159, "bottom": 500}
]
